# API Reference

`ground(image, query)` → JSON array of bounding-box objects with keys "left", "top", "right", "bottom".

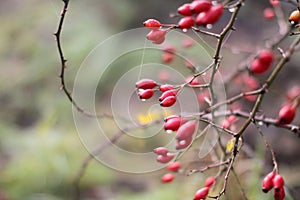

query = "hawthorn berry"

[
  {"left": 270, "top": 0, "right": 280, "bottom": 7},
  {"left": 289, "top": 10, "right": 300, "bottom": 24},
  {"left": 164, "top": 116, "right": 182, "bottom": 132},
  {"left": 146, "top": 29, "right": 167, "bottom": 44},
  {"left": 204, "top": 177, "right": 216, "bottom": 188},
  {"left": 176, "top": 120, "right": 196, "bottom": 140},
  {"left": 262, "top": 171, "right": 275, "bottom": 193},
  {"left": 176, "top": 137, "right": 193, "bottom": 150},
  {"left": 276, "top": 103, "right": 296, "bottom": 125},
  {"left": 190, "top": 0, "right": 212, "bottom": 14},
  {"left": 167, "top": 161, "right": 181, "bottom": 172},
  {"left": 193, "top": 187, "right": 209, "bottom": 200},
  {"left": 186, "top": 75, "right": 200, "bottom": 86},
  {"left": 159, "top": 89, "right": 178, "bottom": 101},
  {"left": 273, "top": 174, "right": 284, "bottom": 191},
  {"left": 258, "top": 49, "right": 274, "bottom": 65},
  {"left": 178, "top": 3, "right": 193, "bottom": 16},
  {"left": 138, "top": 89, "right": 154, "bottom": 100},
  {"left": 222, "top": 115, "right": 237, "bottom": 129},
  {"left": 136, "top": 79, "right": 157, "bottom": 89},
  {"left": 159, "top": 84, "right": 174, "bottom": 92},
  {"left": 161, "top": 173, "right": 175, "bottom": 183},
  {"left": 178, "top": 16, "right": 195, "bottom": 30},
  {"left": 249, "top": 50, "right": 274, "bottom": 74},
  {"left": 160, "top": 96, "right": 177, "bottom": 107},
  {"left": 143, "top": 19, "right": 162, "bottom": 30},
  {"left": 153, "top": 147, "right": 169, "bottom": 155},
  {"left": 196, "top": 4, "right": 224, "bottom": 26}
]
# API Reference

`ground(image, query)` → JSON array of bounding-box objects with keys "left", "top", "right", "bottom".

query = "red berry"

[
  {"left": 162, "top": 53, "right": 174, "bottom": 63},
  {"left": 159, "top": 90, "right": 178, "bottom": 101},
  {"left": 178, "top": 3, "right": 193, "bottom": 16},
  {"left": 186, "top": 75, "right": 200, "bottom": 86},
  {"left": 146, "top": 29, "right": 167, "bottom": 44},
  {"left": 273, "top": 174, "right": 284, "bottom": 191},
  {"left": 242, "top": 74, "right": 259, "bottom": 89},
  {"left": 276, "top": 103, "right": 296, "bottom": 125},
  {"left": 153, "top": 147, "right": 169, "bottom": 155},
  {"left": 160, "top": 84, "right": 174, "bottom": 92},
  {"left": 264, "top": 8, "right": 275, "bottom": 20},
  {"left": 198, "top": 89, "right": 210, "bottom": 104},
  {"left": 196, "top": 4, "right": 223, "bottom": 26},
  {"left": 176, "top": 120, "right": 197, "bottom": 140},
  {"left": 161, "top": 173, "right": 175, "bottom": 183},
  {"left": 258, "top": 49, "right": 274, "bottom": 65},
  {"left": 262, "top": 171, "right": 275, "bottom": 193},
  {"left": 274, "top": 186, "right": 285, "bottom": 200},
  {"left": 164, "top": 116, "right": 182, "bottom": 132},
  {"left": 190, "top": 0, "right": 212, "bottom": 14},
  {"left": 138, "top": 89, "right": 154, "bottom": 100},
  {"left": 162, "top": 45, "right": 176, "bottom": 54},
  {"left": 156, "top": 153, "right": 174, "bottom": 163},
  {"left": 249, "top": 59, "right": 267, "bottom": 74},
  {"left": 286, "top": 85, "right": 300, "bottom": 101},
  {"left": 194, "top": 187, "right": 209, "bottom": 200},
  {"left": 136, "top": 79, "right": 157, "bottom": 89},
  {"left": 270, "top": 0, "right": 280, "bottom": 7},
  {"left": 178, "top": 16, "right": 195, "bottom": 30},
  {"left": 143, "top": 19, "right": 162, "bottom": 30},
  {"left": 204, "top": 177, "right": 216, "bottom": 188},
  {"left": 289, "top": 10, "right": 300, "bottom": 23},
  {"left": 160, "top": 96, "right": 177, "bottom": 107},
  {"left": 176, "top": 137, "right": 193, "bottom": 150},
  {"left": 182, "top": 38, "right": 194, "bottom": 48},
  {"left": 167, "top": 161, "right": 181, "bottom": 172}
]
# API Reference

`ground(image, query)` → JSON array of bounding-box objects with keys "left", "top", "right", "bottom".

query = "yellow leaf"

[{"left": 226, "top": 138, "right": 235, "bottom": 153}]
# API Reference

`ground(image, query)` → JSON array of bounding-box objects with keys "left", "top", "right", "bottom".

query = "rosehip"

[
  {"left": 222, "top": 115, "right": 237, "bottom": 129},
  {"left": 262, "top": 171, "right": 275, "bottom": 193},
  {"left": 156, "top": 153, "right": 174, "bottom": 163},
  {"left": 138, "top": 89, "right": 154, "bottom": 100},
  {"left": 164, "top": 116, "right": 182, "bottom": 132},
  {"left": 153, "top": 147, "right": 169, "bottom": 155},
  {"left": 270, "top": 0, "right": 280, "bottom": 7},
  {"left": 289, "top": 10, "right": 300, "bottom": 24},
  {"left": 264, "top": 8, "right": 275, "bottom": 20},
  {"left": 143, "top": 19, "right": 162, "bottom": 30},
  {"left": 161, "top": 173, "right": 175, "bottom": 183},
  {"left": 162, "top": 53, "right": 174, "bottom": 63},
  {"left": 194, "top": 187, "right": 209, "bottom": 200},
  {"left": 190, "top": 0, "right": 212, "bottom": 14},
  {"left": 258, "top": 49, "right": 274, "bottom": 65},
  {"left": 176, "top": 120, "right": 197, "bottom": 140},
  {"left": 136, "top": 79, "right": 157, "bottom": 89},
  {"left": 276, "top": 103, "right": 296, "bottom": 125},
  {"left": 162, "top": 45, "right": 176, "bottom": 54},
  {"left": 204, "top": 177, "right": 216, "bottom": 188},
  {"left": 159, "top": 90, "right": 178, "bottom": 101},
  {"left": 186, "top": 75, "right": 200, "bottom": 86},
  {"left": 160, "top": 96, "right": 177, "bottom": 107},
  {"left": 178, "top": 16, "right": 195, "bottom": 30},
  {"left": 160, "top": 84, "right": 174, "bottom": 92},
  {"left": 249, "top": 59, "right": 268, "bottom": 74},
  {"left": 196, "top": 4, "right": 224, "bottom": 26},
  {"left": 146, "top": 29, "right": 167, "bottom": 44},
  {"left": 176, "top": 137, "right": 193, "bottom": 150},
  {"left": 167, "top": 161, "right": 181, "bottom": 172},
  {"left": 273, "top": 174, "right": 284, "bottom": 191},
  {"left": 178, "top": 3, "right": 193, "bottom": 16},
  {"left": 274, "top": 186, "right": 285, "bottom": 200}
]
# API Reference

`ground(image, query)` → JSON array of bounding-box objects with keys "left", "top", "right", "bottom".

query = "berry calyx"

[
  {"left": 138, "top": 89, "right": 154, "bottom": 100},
  {"left": 262, "top": 171, "right": 275, "bottom": 193},
  {"left": 204, "top": 177, "right": 216, "bottom": 188},
  {"left": 273, "top": 174, "right": 284, "bottom": 191},
  {"left": 194, "top": 187, "right": 209, "bottom": 200},
  {"left": 178, "top": 16, "right": 195, "bottom": 30},
  {"left": 167, "top": 161, "right": 181, "bottom": 172},
  {"left": 161, "top": 173, "right": 175, "bottom": 183},
  {"left": 143, "top": 19, "right": 162, "bottom": 30},
  {"left": 178, "top": 3, "right": 193, "bottom": 16},
  {"left": 276, "top": 103, "right": 296, "bottom": 125},
  {"left": 136, "top": 79, "right": 157, "bottom": 89},
  {"left": 160, "top": 96, "right": 177, "bottom": 107}
]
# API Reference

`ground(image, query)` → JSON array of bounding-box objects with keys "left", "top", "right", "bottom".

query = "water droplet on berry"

[
  {"left": 206, "top": 24, "right": 213, "bottom": 29},
  {"left": 166, "top": 129, "right": 173, "bottom": 134},
  {"left": 229, "top": 7, "right": 236, "bottom": 13},
  {"left": 183, "top": 28, "right": 188, "bottom": 32},
  {"left": 179, "top": 140, "right": 186, "bottom": 145},
  {"left": 141, "top": 99, "right": 146, "bottom": 102},
  {"left": 258, "top": 121, "right": 264, "bottom": 126}
]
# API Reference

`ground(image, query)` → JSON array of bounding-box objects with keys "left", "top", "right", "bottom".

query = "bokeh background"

[{"left": 0, "top": 0, "right": 299, "bottom": 199}]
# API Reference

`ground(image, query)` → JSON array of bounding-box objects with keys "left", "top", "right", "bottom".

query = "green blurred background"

[{"left": 0, "top": 0, "right": 299, "bottom": 199}]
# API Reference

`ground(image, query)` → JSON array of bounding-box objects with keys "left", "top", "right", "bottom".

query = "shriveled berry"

[
  {"left": 167, "top": 161, "right": 181, "bottom": 172},
  {"left": 204, "top": 177, "right": 216, "bottom": 188},
  {"left": 273, "top": 174, "right": 284, "bottom": 191},
  {"left": 143, "top": 19, "right": 162, "bottom": 30},
  {"left": 178, "top": 16, "right": 195, "bottom": 30},
  {"left": 160, "top": 84, "right": 174, "bottom": 92},
  {"left": 262, "top": 171, "right": 275, "bottom": 193},
  {"left": 161, "top": 173, "right": 175, "bottom": 183},
  {"left": 160, "top": 96, "right": 177, "bottom": 107},
  {"left": 190, "top": 0, "right": 212, "bottom": 14},
  {"left": 136, "top": 79, "right": 157, "bottom": 89},
  {"left": 289, "top": 10, "right": 300, "bottom": 24},
  {"left": 276, "top": 103, "right": 296, "bottom": 125},
  {"left": 138, "top": 89, "right": 154, "bottom": 100},
  {"left": 159, "top": 90, "right": 178, "bottom": 101},
  {"left": 178, "top": 3, "right": 193, "bottom": 16},
  {"left": 176, "top": 120, "right": 197, "bottom": 140},
  {"left": 194, "top": 187, "right": 209, "bottom": 200},
  {"left": 153, "top": 147, "right": 169, "bottom": 155}
]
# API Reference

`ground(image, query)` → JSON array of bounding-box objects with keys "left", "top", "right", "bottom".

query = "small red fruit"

[
  {"left": 194, "top": 187, "right": 210, "bottom": 200},
  {"left": 196, "top": 4, "right": 224, "bottom": 26},
  {"left": 162, "top": 45, "right": 176, "bottom": 54},
  {"left": 258, "top": 49, "right": 274, "bottom": 65},
  {"left": 167, "top": 161, "right": 181, "bottom": 172},
  {"left": 164, "top": 116, "right": 182, "bottom": 132},
  {"left": 190, "top": 0, "right": 212, "bottom": 14},
  {"left": 159, "top": 90, "right": 178, "bottom": 101},
  {"left": 274, "top": 186, "right": 285, "bottom": 200},
  {"left": 178, "top": 16, "right": 195, "bottom": 30},
  {"left": 270, "top": 0, "right": 280, "bottom": 7},
  {"left": 136, "top": 79, "right": 157, "bottom": 89},
  {"left": 138, "top": 89, "right": 154, "bottom": 100},
  {"left": 162, "top": 53, "right": 174, "bottom": 63},
  {"left": 204, "top": 177, "right": 216, "bottom": 188},
  {"left": 249, "top": 59, "right": 267, "bottom": 74},
  {"left": 153, "top": 147, "right": 169, "bottom": 155},
  {"left": 176, "top": 120, "right": 197, "bottom": 140},
  {"left": 161, "top": 173, "right": 175, "bottom": 183},
  {"left": 146, "top": 29, "right": 167, "bottom": 44},
  {"left": 156, "top": 153, "right": 174, "bottom": 163},
  {"left": 178, "top": 3, "right": 193, "bottom": 16},
  {"left": 160, "top": 96, "right": 177, "bottom": 107},
  {"left": 143, "top": 19, "right": 162, "bottom": 30},
  {"left": 160, "top": 84, "right": 174, "bottom": 92},
  {"left": 264, "top": 8, "right": 275, "bottom": 20},
  {"left": 289, "top": 10, "right": 300, "bottom": 23},
  {"left": 273, "top": 174, "right": 284, "bottom": 191},
  {"left": 262, "top": 171, "right": 275, "bottom": 193},
  {"left": 276, "top": 103, "right": 296, "bottom": 125},
  {"left": 176, "top": 137, "right": 193, "bottom": 150}
]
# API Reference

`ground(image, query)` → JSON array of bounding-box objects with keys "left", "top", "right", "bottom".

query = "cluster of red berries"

[
  {"left": 177, "top": 0, "right": 224, "bottom": 30},
  {"left": 153, "top": 147, "right": 175, "bottom": 163},
  {"left": 193, "top": 176, "right": 216, "bottom": 200},
  {"left": 262, "top": 171, "right": 285, "bottom": 200},
  {"left": 249, "top": 49, "right": 275, "bottom": 75},
  {"left": 161, "top": 161, "right": 182, "bottom": 183},
  {"left": 135, "top": 79, "right": 179, "bottom": 107}
]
